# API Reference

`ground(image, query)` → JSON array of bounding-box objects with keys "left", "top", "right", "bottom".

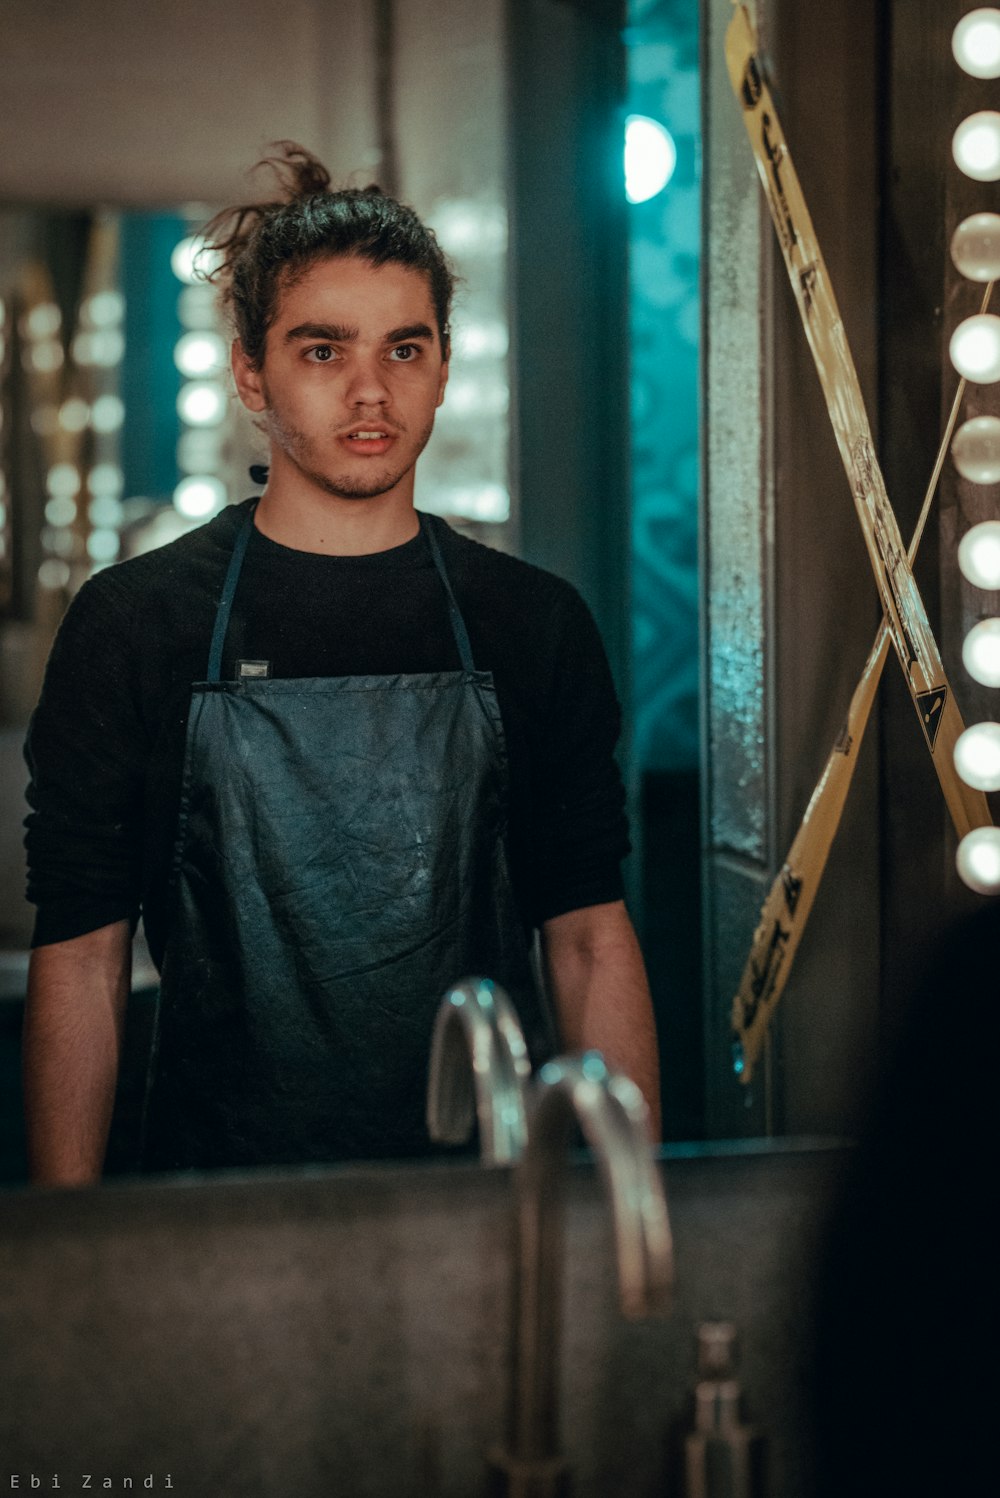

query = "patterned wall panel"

[{"left": 627, "top": 0, "right": 700, "bottom": 771}]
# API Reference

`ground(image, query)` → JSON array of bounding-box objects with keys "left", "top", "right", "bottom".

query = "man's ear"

[
  {"left": 231, "top": 339, "right": 267, "bottom": 413},
  {"left": 436, "top": 358, "right": 449, "bottom": 409}
]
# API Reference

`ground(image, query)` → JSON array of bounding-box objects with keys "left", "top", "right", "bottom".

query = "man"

[{"left": 22, "top": 145, "right": 660, "bottom": 1184}]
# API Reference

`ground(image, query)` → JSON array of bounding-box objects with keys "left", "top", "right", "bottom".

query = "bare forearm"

[
  {"left": 23, "top": 920, "right": 131, "bottom": 1187},
  {"left": 542, "top": 902, "right": 662, "bottom": 1141}
]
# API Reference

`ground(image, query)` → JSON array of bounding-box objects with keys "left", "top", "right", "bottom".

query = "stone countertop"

[{"left": 0, "top": 1142, "right": 848, "bottom": 1498}]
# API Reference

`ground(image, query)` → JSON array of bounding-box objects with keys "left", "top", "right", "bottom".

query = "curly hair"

[{"left": 201, "top": 142, "right": 455, "bottom": 367}]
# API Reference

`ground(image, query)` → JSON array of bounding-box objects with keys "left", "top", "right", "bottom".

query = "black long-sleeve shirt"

[{"left": 24, "top": 501, "right": 630, "bottom": 967}]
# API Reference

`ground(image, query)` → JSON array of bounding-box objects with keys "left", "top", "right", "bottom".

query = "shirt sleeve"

[
  {"left": 528, "top": 584, "right": 630, "bottom": 924},
  {"left": 23, "top": 570, "right": 147, "bottom": 946}
]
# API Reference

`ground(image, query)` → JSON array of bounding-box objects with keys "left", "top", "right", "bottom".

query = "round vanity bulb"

[
  {"left": 963, "top": 618, "right": 1000, "bottom": 686},
  {"left": 952, "top": 415, "right": 1000, "bottom": 482},
  {"left": 959, "top": 521, "right": 1000, "bottom": 588},
  {"left": 953, "top": 9, "right": 1000, "bottom": 78},
  {"left": 171, "top": 236, "right": 223, "bottom": 286},
  {"left": 174, "top": 332, "right": 226, "bottom": 378},
  {"left": 956, "top": 826, "right": 1000, "bottom": 894},
  {"left": 954, "top": 720, "right": 1000, "bottom": 791},
  {"left": 953, "top": 112, "right": 1000, "bottom": 180},
  {"left": 951, "top": 212, "right": 1000, "bottom": 280},
  {"left": 949, "top": 314, "right": 1000, "bottom": 382},
  {"left": 177, "top": 381, "right": 226, "bottom": 427},
  {"left": 625, "top": 115, "right": 677, "bottom": 204},
  {"left": 173, "top": 475, "right": 226, "bottom": 519}
]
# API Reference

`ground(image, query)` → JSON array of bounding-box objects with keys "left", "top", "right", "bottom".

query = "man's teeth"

[{"left": 351, "top": 431, "right": 387, "bottom": 440}]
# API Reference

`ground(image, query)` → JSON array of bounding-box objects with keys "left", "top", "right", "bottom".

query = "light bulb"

[
  {"left": 38, "top": 559, "right": 71, "bottom": 591},
  {"left": 82, "top": 291, "right": 125, "bottom": 327},
  {"left": 58, "top": 398, "right": 90, "bottom": 433},
  {"left": 954, "top": 720, "right": 1000, "bottom": 790},
  {"left": 44, "top": 497, "right": 76, "bottom": 528},
  {"left": 171, "top": 236, "right": 223, "bottom": 286},
  {"left": 951, "top": 212, "right": 1000, "bottom": 280},
  {"left": 959, "top": 521, "right": 1000, "bottom": 588},
  {"left": 86, "top": 529, "right": 120, "bottom": 564},
  {"left": 949, "top": 313, "right": 1000, "bottom": 381},
  {"left": 177, "top": 429, "right": 222, "bottom": 474},
  {"left": 46, "top": 463, "right": 81, "bottom": 498},
  {"left": 22, "top": 303, "right": 61, "bottom": 340},
  {"left": 952, "top": 415, "right": 1000, "bottom": 482},
  {"left": 956, "top": 826, "right": 1000, "bottom": 894},
  {"left": 174, "top": 332, "right": 226, "bottom": 378},
  {"left": 953, "top": 9, "right": 1000, "bottom": 78},
  {"left": 625, "top": 116, "right": 677, "bottom": 204},
  {"left": 88, "top": 495, "right": 123, "bottom": 527},
  {"left": 173, "top": 476, "right": 225, "bottom": 518},
  {"left": 963, "top": 618, "right": 1000, "bottom": 685},
  {"left": 177, "top": 285, "right": 219, "bottom": 330},
  {"left": 91, "top": 394, "right": 125, "bottom": 433},
  {"left": 177, "top": 382, "right": 225, "bottom": 427},
  {"left": 87, "top": 463, "right": 124, "bottom": 498},
  {"left": 953, "top": 112, "right": 1000, "bottom": 180}
]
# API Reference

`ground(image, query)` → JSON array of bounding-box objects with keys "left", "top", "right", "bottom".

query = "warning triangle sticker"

[
  {"left": 781, "top": 864, "right": 803, "bottom": 915},
  {"left": 916, "top": 686, "right": 947, "bottom": 752}
]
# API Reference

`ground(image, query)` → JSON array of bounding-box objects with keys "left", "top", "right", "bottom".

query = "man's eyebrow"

[
  {"left": 384, "top": 323, "right": 434, "bottom": 344},
  {"left": 284, "top": 321, "right": 358, "bottom": 343},
  {"left": 282, "top": 321, "right": 435, "bottom": 346}
]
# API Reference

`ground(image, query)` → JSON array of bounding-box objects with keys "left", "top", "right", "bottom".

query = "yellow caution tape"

[{"left": 725, "top": 4, "right": 992, "bottom": 1080}]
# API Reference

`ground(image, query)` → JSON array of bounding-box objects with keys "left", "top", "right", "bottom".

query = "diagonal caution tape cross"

[
  {"left": 724, "top": 4, "right": 993, "bottom": 1081},
  {"left": 730, "top": 287, "right": 992, "bottom": 1082}
]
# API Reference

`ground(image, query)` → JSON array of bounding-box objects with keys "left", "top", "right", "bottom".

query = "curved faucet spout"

[
  {"left": 426, "top": 978, "right": 532, "bottom": 1164},
  {"left": 490, "top": 1053, "right": 673, "bottom": 1493}
]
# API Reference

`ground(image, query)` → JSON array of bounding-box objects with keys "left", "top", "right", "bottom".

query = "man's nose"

[{"left": 345, "top": 354, "right": 391, "bottom": 406}]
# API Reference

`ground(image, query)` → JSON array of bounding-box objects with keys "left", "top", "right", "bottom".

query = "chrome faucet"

[
  {"left": 426, "top": 977, "right": 532, "bottom": 1164},
  {"left": 486, "top": 1052, "right": 673, "bottom": 1497}
]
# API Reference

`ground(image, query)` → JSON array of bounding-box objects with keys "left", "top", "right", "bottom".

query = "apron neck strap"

[
  {"left": 420, "top": 513, "right": 476, "bottom": 673},
  {"left": 207, "top": 505, "right": 256, "bottom": 682},
  {"left": 206, "top": 504, "right": 477, "bottom": 681}
]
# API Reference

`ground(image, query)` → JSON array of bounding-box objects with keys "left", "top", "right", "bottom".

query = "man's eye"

[
  {"left": 390, "top": 344, "right": 420, "bottom": 361},
  {"left": 306, "top": 346, "right": 335, "bottom": 362}
]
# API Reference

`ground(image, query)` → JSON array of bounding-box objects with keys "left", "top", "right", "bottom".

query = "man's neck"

[{"left": 253, "top": 480, "right": 420, "bottom": 557}]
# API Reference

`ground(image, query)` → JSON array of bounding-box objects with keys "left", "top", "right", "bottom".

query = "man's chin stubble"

[
  {"left": 303, "top": 462, "right": 408, "bottom": 502},
  {"left": 282, "top": 432, "right": 419, "bottom": 502}
]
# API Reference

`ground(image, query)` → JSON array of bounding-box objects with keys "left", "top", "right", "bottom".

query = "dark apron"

[{"left": 139, "top": 507, "right": 551, "bottom": 1172}]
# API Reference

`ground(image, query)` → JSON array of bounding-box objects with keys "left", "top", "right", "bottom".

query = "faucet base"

[{"left": 485, "top": 1448, "right": 572, "bottom": 1498}]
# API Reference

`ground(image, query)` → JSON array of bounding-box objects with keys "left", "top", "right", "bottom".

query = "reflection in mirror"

[
  {"left": 0, "top": 197, "right": 514, "bottom": 1187},
  {"left": 2, "top": 213, "right": 520, "bottom": 1184}
]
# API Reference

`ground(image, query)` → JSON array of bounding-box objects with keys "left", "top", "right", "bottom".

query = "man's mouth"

[{"left": 340, "top": 427, "right": 397, "bottom": 455}]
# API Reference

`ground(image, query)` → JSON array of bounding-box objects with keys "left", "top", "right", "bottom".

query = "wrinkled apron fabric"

[{"left": 139, "top": 508, "right": 548, "bottom": 1171}]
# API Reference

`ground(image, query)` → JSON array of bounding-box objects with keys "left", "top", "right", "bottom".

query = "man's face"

[{"left": 232, "top": 254, "right": 449, "bottom": 503}]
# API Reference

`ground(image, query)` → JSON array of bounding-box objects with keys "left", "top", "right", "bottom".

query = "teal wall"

[{"left": 627, "top": 0, "right": 700, "bottom": 772}]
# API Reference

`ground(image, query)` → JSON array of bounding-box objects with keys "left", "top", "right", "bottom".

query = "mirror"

[
  {"left": 6, "top": 0, "right": 947, "bottom": 1190},
  {"left": 2, "top": 0, "right": 694, "bottom": 1192},
  {"left": 0, "top": 189, "right": 518, "bottom": 1182}
]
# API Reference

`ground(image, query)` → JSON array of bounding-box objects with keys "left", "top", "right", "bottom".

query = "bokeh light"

[
  {"left": 953, "top": 8, "right": 1000, "bottom": 78},
  {"left": 171, "top": 236, "right": 223, "bottom": 286},
  {"left": 963, "top": 617, "right": 1000, "bottom": 686},
  {"left": 953, "top": 111, "right": 1000, "bottom": 180},
  {"left": 951, "top": 212, "right": 1000, "bottom": 280},
  {"left": 949, "top": 313, "right": 1000, "bottom": 381},
  {"left": 177, "top": 382, "right": 226, "bottom": 427},
  {"left": 174, "top": 331, "right": 227, "bottom": 378},
  {"left": 625, "top": 115, "right": 677, "bottom": 204},
  {"left": 173, "top": 475, "right": 226, "bottom": 518},
  {"left": 954, "top": 720, "right": 1000, "bottom": 790},
  {"left": 959, "top": 521, "right": 1000, "bottom": 588},
  {"left": 957, "top": 826, "right": 1000, "bottom": 893},
  {"left": 952, "top": 414, "right": 1000, "bottom": 482}
]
